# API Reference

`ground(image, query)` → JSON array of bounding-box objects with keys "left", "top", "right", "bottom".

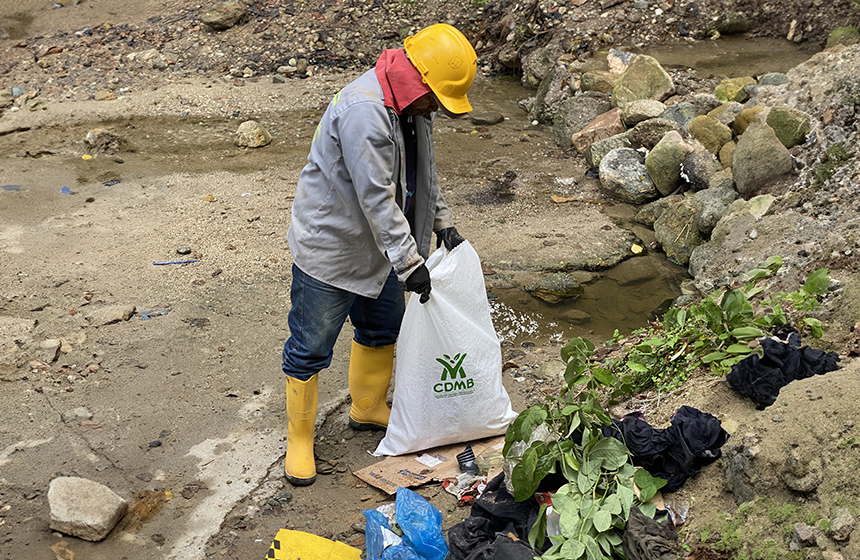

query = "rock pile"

[{"left": 518, "top": 45, "right": 821, "bottom": 266}]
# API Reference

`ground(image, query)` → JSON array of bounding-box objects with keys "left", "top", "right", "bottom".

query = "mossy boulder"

[
  {"left": 581, "top": 70, "right": 618, "bottom": 94},
  {"left": 715, "top": 77, "right": 757, "bottom": 103},
  {"left": 766, "top": 105, "right": 812, "bottom": 149},
  {"left": 611, "top": 55, "right": 675, "bottom": 108},
  {"left": 733, "top": 105, "right": 765, "bottom": 135},
  {"left": 733, "top": 123, "right": 792, "bottom": 197},
  {"left": 688, "top": 115, "right": 733, "bottom": 154},
  {"left": 645, "top": 131, "right": 692, "bottom": 196}
]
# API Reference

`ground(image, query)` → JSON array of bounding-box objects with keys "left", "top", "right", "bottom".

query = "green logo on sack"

[{"left": 433, "top": 353, "right": 475, "bottom": 398}]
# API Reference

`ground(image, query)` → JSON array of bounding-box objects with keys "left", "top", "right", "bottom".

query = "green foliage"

[
  {"left": 504, "top": 338, "right": 666, "bottom": 559},
  {"left": 767, "top": 503, "right": 797, "bottom": 524},
  {"left": 606, "top": 257, "right": 832, "bottom": 392}
]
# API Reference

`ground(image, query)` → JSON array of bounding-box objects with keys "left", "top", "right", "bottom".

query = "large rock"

[
  {"left": 621, "top": 99, "right": 666, "bottom": 126},
  {"left": 551, "top": 93, "right": 611, "bottom": 148},
  {"left": 611, "top": 55, "right": 674, "bottom": 108},
  {"left": 586, "top": 132, "right": 631, "bottom": 168},
  {"left": 524, "top": 273, "right": 584, "bottom": 304},
  {"left": 659, "top": 102, "right": 697, "bottom": 129},
  {"left": 693, "top": 184, "right": 737, "bottom": 236},
  {"left": 733, "top": 123, "right": 793, "bottom": 197},
  {"left": 765, "top": 105, "right": 811, "bottom": 149},
  {"left": 682, "top": 145, "right": 724, "bottom": 191},
  {"left": 689, "top": 93, "right": 722, "bottom": 116},
  {"left": 521, "top": 33, "right": 569, "bottom": 87},
  {"left": 606, "top": 48, "right": 636, "bottom": 74},
  {"left": 732, "top": 105, "right": 765, "bottom": 135},
  {"left": 707, "top": 102, "right": 743, "bottom": 127},
  {"left": 719, "top": 141, "right": 736, "bottom": 169},
  {"left": 200, "top": 0, "right": 247, "bottom": 30},
  {"left": 645, "top": 131, "right": 691, "bottom": 196},
  {"left": 626, "top": 118, "right": 683, "bottom": 150},
  {"left": 580, "top": 70, "right": 618, "bottom": 94},
  {"left": 654, "top": 194, "right": 705, "bottom": 265},
  {"left": 49, "top": 477, "right": 128, "bottom": 541},
  {"left": 632, "top": 195, "right": 683, "bottom": 228},
  {"left": 235, "top": 120, "right": 272, "bottom": 148},
  {"left": 571, "top": 108, "right": 625, "bottom": 155},
  {"left": 598, "top": 148, "right": 660, "bottom": 205},
  {"left": 757, "top": 72, "right": 789, "bottom": 86},
  {"left": 531, "top": 64, "right": 577, "bottom": 123},
  {"left": 715, "top": 77, "right": 757, "bottom": 103},
  {"left": 687, "top": 115, "right": 732, "bottom": 154}
]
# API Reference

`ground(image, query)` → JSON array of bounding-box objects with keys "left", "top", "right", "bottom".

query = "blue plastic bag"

[
  {"left": 363, "top": 488, "right": 448, "bottom": 560},
  {"left": 396, "top": 488, "right": 448, "bottom": 560}
]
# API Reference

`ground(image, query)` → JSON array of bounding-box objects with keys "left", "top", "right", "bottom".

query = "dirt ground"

[{"left": 2, "top": 1, "right": 860, "bottom": 560}]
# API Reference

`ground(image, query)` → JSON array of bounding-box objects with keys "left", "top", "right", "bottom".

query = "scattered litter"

[
  {"left": 1, "top": 185, "right": 22, "bottom": 191},
  {"left": 354, "top": 436, "right": 504, "bottom": 494},
  {"left": 60, "top": 187, "right": 76, "bottom": 195},
  {"left": 102, "top": 179, "right": 120, "bottom": 186},
  {"left": 139, "top": 308, "right": 171, "bottom": 320},
  {"left": 201, "top": 195, "right": 216, "bottom": 201},
  {"left": 457, "top": 445, "right": 479, "bottom": 475},
  {"left": 153, "top": 259, "right": 198, "bottom": 265},
  {"left": 241, "top": 192, "right": 252, "bottom": 197},
  {"left": 81, "top": 154, "right": 93, "bottom": 160},
  {"left": 442, "top": 472, "right": 487, "bottom": 506}
]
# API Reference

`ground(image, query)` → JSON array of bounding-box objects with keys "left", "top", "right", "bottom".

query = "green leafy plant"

[
  {"left": 504, "top": 338, "right": 667, "bottom": 559},
  {"left": 607, "top": 257, "right": 831, "bottom": 392}
]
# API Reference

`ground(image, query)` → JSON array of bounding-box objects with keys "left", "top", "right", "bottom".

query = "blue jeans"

[{"left": 282, "top": 264, "right": 405, "bottom": 380}]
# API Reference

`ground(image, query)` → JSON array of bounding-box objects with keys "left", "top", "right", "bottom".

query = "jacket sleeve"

[{"left": 333, "top": 100, "right": 424, "bottom": 281}]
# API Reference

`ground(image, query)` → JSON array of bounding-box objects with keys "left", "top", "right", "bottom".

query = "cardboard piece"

[{"left": 354, "top": 436, "right": 505, "bottom": 494}]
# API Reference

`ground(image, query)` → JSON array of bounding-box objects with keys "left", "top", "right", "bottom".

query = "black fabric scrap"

[
  {"left": 601, "top": 406, "right": 729, "bottom": 492},
  {"left": 447, "top": 473, "right": 544, "bottom": 560},
  {"left": 622, "top": 507, "right": 678, "bottom": 560},
  {"left": 726, "top": 333, "right": 841, "bottom": 409},
  {"left": 463, "top": 534, "right": 538, "bottom": 560}
]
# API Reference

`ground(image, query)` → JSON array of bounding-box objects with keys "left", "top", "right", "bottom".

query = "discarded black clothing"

[
  {"left": 726, "top": 333, "right": 841, "bottom": 409},
  {"left": 601, "top": 406, "right": 729, "bottom": 492},
  {"left": 463, "top": 534, "right": 538, "bottom": 560},
  {"left": 447, "top": 473, "right": 544, "bottom": 560},
  {"left": 622, "top": 507, "right": 678, "bottom": 560}
]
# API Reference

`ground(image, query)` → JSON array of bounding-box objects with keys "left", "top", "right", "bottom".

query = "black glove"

[
  {"left": 436, "top": 227, "right": 466, "bottom": 251},
  {"left": 405, "top": 264, "right": 432, "bottom": 304}
]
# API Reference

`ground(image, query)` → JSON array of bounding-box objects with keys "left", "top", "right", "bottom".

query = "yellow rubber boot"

[
  {"left": 348, "top": 341, "right": 394, "bottom": 431},
  {"left": 285, "top": 375, "right": 318, "bottom": 486}
]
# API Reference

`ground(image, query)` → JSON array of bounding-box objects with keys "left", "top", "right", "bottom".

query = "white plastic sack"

[{"left": 374, "top": 241, "right": 518, "bottom": 456}]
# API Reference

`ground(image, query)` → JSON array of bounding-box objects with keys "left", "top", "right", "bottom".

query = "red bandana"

[{"left": 374, "top": 49, "right": 432, "bottom": 115}]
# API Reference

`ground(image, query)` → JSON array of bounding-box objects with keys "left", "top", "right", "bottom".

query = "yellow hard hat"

[{"left": 404, "top": 23, "right": 477, "bottom": 114}]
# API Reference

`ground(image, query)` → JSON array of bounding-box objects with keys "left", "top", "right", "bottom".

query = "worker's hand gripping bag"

[{"left": 374, "top": 241, "right": 518, "bottom": 456}]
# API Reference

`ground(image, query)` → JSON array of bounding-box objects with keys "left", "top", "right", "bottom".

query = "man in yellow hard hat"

[{"left": 281, "top": 24, "right": 478, "bottom": 486}]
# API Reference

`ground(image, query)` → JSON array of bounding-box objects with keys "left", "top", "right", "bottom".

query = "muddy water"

[
  {"left": 637, "top": 36, "right": 821, "bottom": 77},
  {"left": 490, "top": 257, "right": 688, "bottom": 346}
]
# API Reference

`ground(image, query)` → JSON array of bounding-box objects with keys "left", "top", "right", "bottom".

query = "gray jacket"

[{"left": 288, "top": 69, "right": 454, "bottom": 298}]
